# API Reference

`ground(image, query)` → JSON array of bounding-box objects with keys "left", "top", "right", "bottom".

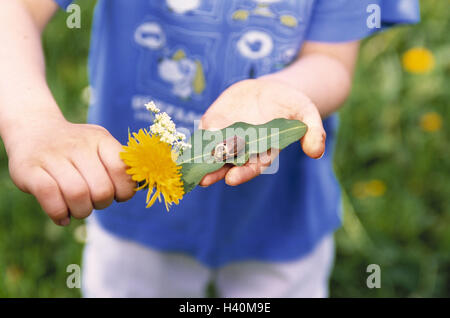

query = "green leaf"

[{"left": 178, "top": 118, "right": 307, "bottom": 193}]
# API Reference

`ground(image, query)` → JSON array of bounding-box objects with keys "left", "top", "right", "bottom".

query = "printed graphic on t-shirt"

[{"left": 132, "top": 0, "right": 314, "bottom": 131}]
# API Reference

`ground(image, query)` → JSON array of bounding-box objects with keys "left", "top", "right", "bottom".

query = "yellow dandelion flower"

[
  {"left": 352, "top": 180, "right": 386, "bottom": 198},
  {"left": 365, "top": 180, "right": 386, "bottom": 197},
  {"left": 5, "top": 265, "right": 23, "bottom": 285},
  {"left": 420, "top": 112, "right": 442, "bottom": 132},
  {"left": 120, "top": 129, "right": 184, "bottom": 211},
  {"left": 402, "top": 47, "right": 435, "bottom": 74},
  {"left": 352, "top": 181, "right": 368, "bottom": 199}
]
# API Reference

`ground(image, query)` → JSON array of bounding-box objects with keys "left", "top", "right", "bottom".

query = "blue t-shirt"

[{"left": 55, "top": 0, "right": 419, "bottom": 267}]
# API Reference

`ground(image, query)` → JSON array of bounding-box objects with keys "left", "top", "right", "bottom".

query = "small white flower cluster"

[
  {"left": 146, "top": 101, "right": 160, "bottom": 114},
  {"left": 145, "top": 101, "right": 191, "bottom": 152}
]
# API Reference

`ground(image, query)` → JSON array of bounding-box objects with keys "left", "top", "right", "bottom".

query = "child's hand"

[
  {"left": 5, "top": 116, "right": 135, "bottom": 226},
  {"left": 199, "top": 78, "right": 326, "bottom": 187}
]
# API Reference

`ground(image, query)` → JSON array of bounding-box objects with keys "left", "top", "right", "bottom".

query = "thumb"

[{"left": 296, "top": 103, "right": 326, "bottom": 159}]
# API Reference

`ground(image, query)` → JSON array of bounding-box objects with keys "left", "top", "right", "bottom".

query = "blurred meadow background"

[{"left": 0, "top": 0, "right": 448, "bottom": 297}]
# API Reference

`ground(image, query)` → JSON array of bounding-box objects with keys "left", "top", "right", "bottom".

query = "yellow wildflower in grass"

[
  {"left": 352, "top": 180, "right": 386, "bottom": 198},
  {"left": 5, "top": 265, "right": 23, "bottom": 285},
  {"left": 352, "top": 181, "right": 368, "bottom": 199},
  {"left": 420, "top": 112, "right": 442, "bottom": 132},
  {"left": 402, "top": 47, "right": 435, "bottom": 74},
  {"left": 120, "top": 129, "right": 184, "bottom": 211},
  {"left": 365, "top": 180, "right": 386, "bottom": 197}
]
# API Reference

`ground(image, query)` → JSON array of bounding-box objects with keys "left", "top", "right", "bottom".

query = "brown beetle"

[{"left": 212, "top": 135, "right": 245, "bottom": 162}]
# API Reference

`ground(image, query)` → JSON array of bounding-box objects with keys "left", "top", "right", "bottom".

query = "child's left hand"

[{"left": 199, "top": 78, "right": 326, "bottom": 187}]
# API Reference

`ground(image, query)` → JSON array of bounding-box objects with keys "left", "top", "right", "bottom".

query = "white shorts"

[{"left": 82, "top": 218, "right": 335, "bottom": 298}]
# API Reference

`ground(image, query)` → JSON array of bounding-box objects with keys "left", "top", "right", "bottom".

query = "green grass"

[
  {"left": 331, "top": 0, "right": 450, "bottom": 297},
  {"left": 0, "top": 0, "right": 448, "bottom": 297}
]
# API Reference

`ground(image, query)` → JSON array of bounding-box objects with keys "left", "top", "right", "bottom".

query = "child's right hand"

[{"left": 4, "top": 115, "right": 135, "bottom": 226}]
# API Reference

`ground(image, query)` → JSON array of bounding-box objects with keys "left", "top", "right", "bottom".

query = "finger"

[
  {"left": 72, "top": 151, "right": 115, "bottom": 210},
  {"left": 43, "top": 159, "right": 93, "bottom": 219},
  {"left": 225, "top": 150, "right": 278, "bottom": 186},
  {"left": 296, "top": 102, "right": 326, "bottom": 159},
  {"left": 25, "top": 168, "right": 70, "bottom": 226},
  {"left": 98, "top": 137, "right": 135, "bottom": 202},
  {"left": 199, "top": 164, "right": 232, "bottom": 187}
]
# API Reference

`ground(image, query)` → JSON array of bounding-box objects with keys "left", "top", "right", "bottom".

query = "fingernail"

[{"left": 59, "top": 217, "right": 71, "bottom": 226}]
